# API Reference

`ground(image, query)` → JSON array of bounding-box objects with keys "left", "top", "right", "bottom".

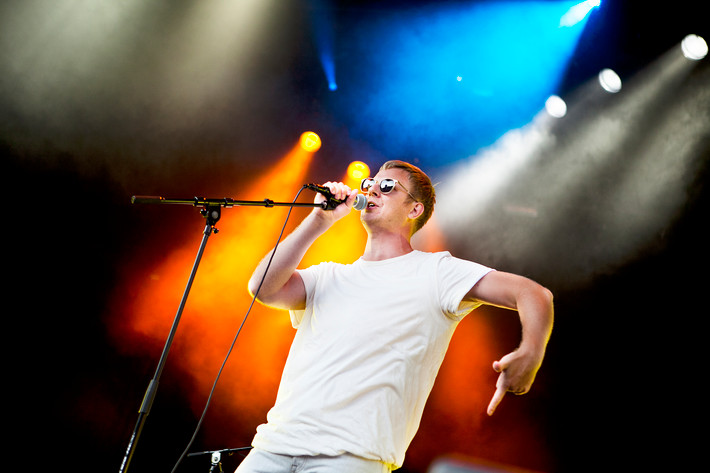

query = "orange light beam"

[{"left": 109, "top": 139, "right": 320, "bottom": 446}]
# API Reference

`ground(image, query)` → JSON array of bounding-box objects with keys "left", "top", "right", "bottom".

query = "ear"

[{"left": 408, "top": 202, "right": 424, "bottom": 220}]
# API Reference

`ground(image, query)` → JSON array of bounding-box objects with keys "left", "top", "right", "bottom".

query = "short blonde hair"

[{"left": 379, "top": 160, "right": 436, "bottom": 234}]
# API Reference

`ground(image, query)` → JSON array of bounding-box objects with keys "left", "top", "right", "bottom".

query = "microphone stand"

[{"left": 119, "top": 194, "right": 322, "bottom": 473}]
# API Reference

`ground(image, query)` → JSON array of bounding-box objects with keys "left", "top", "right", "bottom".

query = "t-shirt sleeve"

[
  {"left": 436, "top": 252, "right": 495, "bottom": 320},
  {"left": 288, "top": 264, "right": 321, "bottom": 328}
]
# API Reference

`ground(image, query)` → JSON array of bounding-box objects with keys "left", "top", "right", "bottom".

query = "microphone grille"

[{"left": 353, "top": 194, "right": 368, "bottom": 211}]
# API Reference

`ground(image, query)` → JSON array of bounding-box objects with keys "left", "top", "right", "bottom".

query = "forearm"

[
  {"left": 466, "top": 271, "right": 554, "bottom": 355},
  {"left": 515, "top": 284, "right": 554, "bottom": 363},
  {"left": 487, "top": 283, "right": 554, "bottom": 415},
  {"left": 248, "top": 210, "right": 331, "bottom": 299}
]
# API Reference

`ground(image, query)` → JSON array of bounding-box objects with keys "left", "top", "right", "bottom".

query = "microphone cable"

[{"left": 169, "top": 185, "right": 309, "bottom": 473}]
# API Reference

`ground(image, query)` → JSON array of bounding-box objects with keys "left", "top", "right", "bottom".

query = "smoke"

[
  {"left": 0, "top": 0, "right": 306, "bottom": 192},
  {"left": 434, "top": 47, "right": 710, "bottom": 290}
]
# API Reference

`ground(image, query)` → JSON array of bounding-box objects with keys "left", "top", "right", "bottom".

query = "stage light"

[
  {"left": 347, "top": 161, "right": 370, "bottom": 181},
  {"left": 437, "top": 37, "right": 708, "bottom": 294},
  {"left": 560, "top": 0, "right": 601, "bottom": 28},
  {"left": 300, "top": 131, "right": 322, "bottom": 152},
  {"left": 598, "top": 68, "right": 622, "bottom": 93},
  {"left": 545, "top": 95, "right": 567, "bottom": 118},
  {"left": 681, "top": 34, "right": 708, "bottom": 60}
]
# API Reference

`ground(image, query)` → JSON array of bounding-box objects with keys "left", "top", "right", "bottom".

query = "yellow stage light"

[
  {"left": 299, "top": 131, "right": 322, "bottom": 152},
  {"left": 346, "top": 161, "right": 370, "bottom": 181}
]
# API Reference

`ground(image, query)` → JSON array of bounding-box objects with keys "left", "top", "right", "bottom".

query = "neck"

[{"left": 362, "top": 230, "right": 413, "bottom": 261}]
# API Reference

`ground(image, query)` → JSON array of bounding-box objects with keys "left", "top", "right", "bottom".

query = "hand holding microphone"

[{"left": 306, "top": 183, "right": 368, "bottom": 211}]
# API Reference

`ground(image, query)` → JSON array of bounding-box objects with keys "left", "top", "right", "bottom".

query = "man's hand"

[
  {"left": 464, "top": 271, "right": 553, "bottom": 416},
  {"left": 312, "top": 181, "right": 359, "bottom": 224},
  {"left": 487, "top": 347, "right": 544, "bottom": 416}
]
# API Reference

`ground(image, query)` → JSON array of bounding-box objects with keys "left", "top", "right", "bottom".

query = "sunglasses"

[{"left": 360, "top": 178, "right": 418, "bottom": 202}]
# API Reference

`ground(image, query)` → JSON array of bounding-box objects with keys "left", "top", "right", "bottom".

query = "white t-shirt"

[{"left": 251, "top": 250, "right": 494, "bottom": 469}]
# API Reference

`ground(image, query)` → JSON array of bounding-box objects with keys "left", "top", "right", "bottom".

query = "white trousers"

[{"left": 234, "top": 448, "right": 392, "bottom": 473}]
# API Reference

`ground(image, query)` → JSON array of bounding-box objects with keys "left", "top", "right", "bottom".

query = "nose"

[{"left": 365, "top": 180, "right": 380, "bottom": 197}]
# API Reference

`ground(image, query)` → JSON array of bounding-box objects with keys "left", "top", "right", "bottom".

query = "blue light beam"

[
  {"left": 560, "top": 0, "right": 601, "bottom": 28},
  {"left": 332, "top": 1, "right": 597, "bottom": 166},
  {"left": 308, "top": 0, "right": 337, "bottom": 91}
]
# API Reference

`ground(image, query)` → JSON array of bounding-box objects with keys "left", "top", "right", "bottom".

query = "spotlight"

[
  {"left": 545, "top": 95, "right": 567, "bottom": 118},
  {"left": 299, "top": 131, "right": 322, "bottom": 152},
  {"left": 598, "top": 68, "right": 622, "bottom": 93},
  {"left": 347, "top": 161, "right": 370, "bottom": 181},
  {"left": 681, "top": 34, "right": 708, "bottom": 60}
]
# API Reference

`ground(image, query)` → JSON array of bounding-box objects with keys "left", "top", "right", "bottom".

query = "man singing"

[{"left": 236, "top": 160, "right": 554, "bottom": 472}]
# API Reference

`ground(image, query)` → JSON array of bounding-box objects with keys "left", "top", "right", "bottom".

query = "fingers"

[
  {"left": 488, "top": 363, "right": 507, "bottom": 416},
  {"left": 313, "top": 182, "right": 358, "bottom": 221},
  {"left": 487, "top": 385, "right": 506, "bottom": 416},
  {"left": 322, "top": 181, "right": 357, "bottom": 204},
  {"left": 487, "top": 357, "right": 530, "bottom": 416}
]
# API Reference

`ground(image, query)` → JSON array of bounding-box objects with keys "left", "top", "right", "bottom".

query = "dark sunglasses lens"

[
  {"left": 380, "top": 179, "right": 396, "bottom": 193},
  {"left": 361, "top": 179, "right": 375, "bottom": 191}
]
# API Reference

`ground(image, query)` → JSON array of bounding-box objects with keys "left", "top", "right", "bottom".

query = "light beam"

[
  {"left": 559, "top": 0, "right": 601, "bottom": 28},
  {"left": 434, "top": 41, "right": 709, "bottom": 291},
  {"left": 109, "top": 137, "right": 317, "bottom": 444}
]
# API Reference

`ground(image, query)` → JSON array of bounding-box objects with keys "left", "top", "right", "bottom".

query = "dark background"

[{"left": 3, "top": 1, "right": 707, "bottom": 472}]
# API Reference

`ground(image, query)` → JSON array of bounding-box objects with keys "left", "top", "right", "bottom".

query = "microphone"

[{"left": 306, "top": 184, "right": 368, "bottom": 211}]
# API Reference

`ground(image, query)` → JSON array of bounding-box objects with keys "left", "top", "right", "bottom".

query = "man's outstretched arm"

[{"left": 464, "top": 271, "right": 554, "bottom": 415}]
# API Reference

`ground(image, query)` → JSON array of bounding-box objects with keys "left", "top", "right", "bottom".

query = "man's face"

[{"left": 360, "top": 167, "right": 419, "bottom": 234}]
